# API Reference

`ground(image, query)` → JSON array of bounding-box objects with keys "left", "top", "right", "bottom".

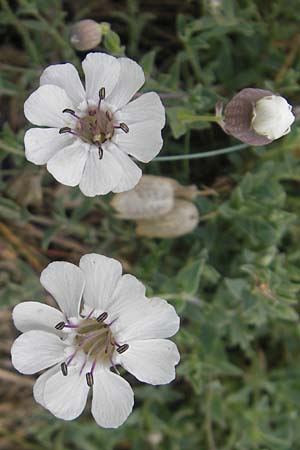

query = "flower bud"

[
  {"left": 136, "top": 199, "right": 199, "bottom": 239},
  {"left": 70, "top": 20, "right": 102, "bottom": 51},
  {"left": 224, "top": 88, "right": 295, "bottom": 145}
]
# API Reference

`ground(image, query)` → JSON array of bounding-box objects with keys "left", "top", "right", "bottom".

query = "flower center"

[
  {"left": 58, "top": 87, "right": 129, "bottom": 160},
  {"left": 55, "top": 311, "right": 129, "bottom": 387}
]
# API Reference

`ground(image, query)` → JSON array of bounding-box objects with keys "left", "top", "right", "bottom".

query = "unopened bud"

[
  {"left": 136, "top": 199, "right": 199, "bottom": 239},
  {"left": 223, "top": 88, "right": 295, "bottom": 145},
  {"left": 70, "top": 19, "right": 103, "bottom": 51}
]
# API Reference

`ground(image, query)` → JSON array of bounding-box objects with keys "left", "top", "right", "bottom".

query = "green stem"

[
  {"left": 182, "top": 129, "right": 190, "bottom": 180},
  {"left": 178, "top": 112, "right": 223, "bottom": 123},
  {"left": 153, "top": 143, "right": 250, "bottom": 162}
]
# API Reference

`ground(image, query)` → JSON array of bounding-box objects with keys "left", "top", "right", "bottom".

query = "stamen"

[
  {"left": 79, "top": 354, "right": 88, "bottom": 375},
  {"left": 99, "top": 87, "right": 106, "bottom": 100},
  {"left": 105, "top": 334, "right": 110, "bottom": 354},
  {"left": 117, "top": 344, "right": 129, "bottom": 354},
  {"left": 55, "top": 321, "right": 65, "bottom": 330},
  {"left": 96, "top": 312, "right": 108, "bottom": 322},
  {"left": 79, "top": 338, "right": 101, "bottom": 375},
  {"left": 59, "top": 126, "right": 72, "bottom": 134},
  {"left": 86, "top": 372, "right": 94, "bottom": 387},
  {"left": 59, "top": 127, "right": 81, "bottom": 139},
  {"left": 107, "top": 317, "right": 118, "bottom": 327},
  {"left": 98, "top": 87, "right": 106, "bottom": 111},
  {"left": 119, "top": 123, "right": 129, "bottom": 133},
  {"left": 61, "top": 362, "right": 68, "bottom": 376},
  {"left": 62, "top": 108, "right": 85, "bottom": 122},
  {"left": 97, "top": 145, "right": 103, "bottom": 160},
  {"left": 62, "top": 108, "right": 75, "bottom": 116},
  {"left": 85, "top": 309, "right": 95, "bottom": 320},
  {"left": 63, "top": 323, "right": 79, "bottom": 329},
  {"left": 86, "top": 357, "right": 97, "bottom": 386}
]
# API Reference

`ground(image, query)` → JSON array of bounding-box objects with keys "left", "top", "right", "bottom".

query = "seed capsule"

[
  {"left": 223, "top": 88, "right": 294, "bottom": 145},
  {"left": 111, "top": 175, "right": 199, "bottom": 220},
  {"left": 136, "top": 199, "right": 199, "bottom": 238}
]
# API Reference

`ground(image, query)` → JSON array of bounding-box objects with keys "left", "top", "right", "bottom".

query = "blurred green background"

[{"left": 1, "top": 0, "right": 300, "bottom": 449}]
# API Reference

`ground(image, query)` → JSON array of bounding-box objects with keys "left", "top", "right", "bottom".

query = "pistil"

[
  {"left": 57, "top": 85, "right": 130, "bottom": 161},
  {"left": 57, "top": 311, "right": 129, "bottom": 384}
]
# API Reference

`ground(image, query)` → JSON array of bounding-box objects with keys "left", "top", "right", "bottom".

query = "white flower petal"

[
  {"left": 109, "top": 274, "right": 146, "bottom": 320},
  {"left": 79, "top": 146, "right": 123, "bottom": 196},
  {"left": 24, "top": 85, "right": 74, "bottom": 128},
  {"left": 112, "top": 297, "right": 180, "bottom": 342},
  {"left": 108, "top": 144, "right": 142, "bottom": 193},
  {"left": 33, "top": 365, "right": 60, "bottom": 408},
  {"left": 82, "top": 52, "right": 120, "bottom": 103},
  {"left": 80, "top": 253, "right": 122, "bottom": 312},
  {"left": 43, "top": 368, "right": 89, "bottom": 420},
  {"left": 47, "top": 141, "right": 89, "bottom": 187},
  {"left": 114, "top": 120, "right": 163, "bottom": 163},
  {"left": 40, "top": 261, "right": 85, "bottom": 318},
  {"left": 11, "top": 330, "right": 65, "bottom": 374},
  {"left": 106, "top": 57, "right": 145, "bottom": 110},
  {"left": 91, "top": 367, "right": 134, "bottom": 428},
  {"left": 12, "top": 301, "right": 65, "bottom": 335},
  {"left": 24, "top": 127, "right": 74, "bottom": 165},
  {"left": 118, "top": 339, "right": 180, "bottom": 385},
  {"left": 118, "top": 92, "right": 165, "bottom": 128},
  {"left": 40, "top": 63, "right": 86, "bottom": 106}
]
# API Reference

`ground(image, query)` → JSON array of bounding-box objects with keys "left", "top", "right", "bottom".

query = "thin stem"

[
  {"left": 182, "top": 129, "right": 190, "bottom": 181},
  {"left": 153, "top": 143, "right": 250, "bottom": 162},
  {"left": 178, "top": 112, "right": 224, "bottom": 123},
  {"left": 0, "top": 140, "right": 24, "bottom": 156}
]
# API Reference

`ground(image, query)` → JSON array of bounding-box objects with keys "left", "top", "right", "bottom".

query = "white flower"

[
  {"left": 11, "top": 254, "right": 180, "bottom": 428},
  {"left": 251, "top": 95, "right": 295, "bottom": 141},
  {"left": 24, "top": 53, "right": 165, "bottom": 197}
]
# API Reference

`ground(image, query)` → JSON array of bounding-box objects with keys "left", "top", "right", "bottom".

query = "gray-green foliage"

[{"left": 1, "top": 0, "right": 300, "bottom": 449}]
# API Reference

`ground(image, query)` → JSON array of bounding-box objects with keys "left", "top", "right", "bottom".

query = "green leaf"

[{"left": 177, "top": 249, "right": 208, "bottom": 295}]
